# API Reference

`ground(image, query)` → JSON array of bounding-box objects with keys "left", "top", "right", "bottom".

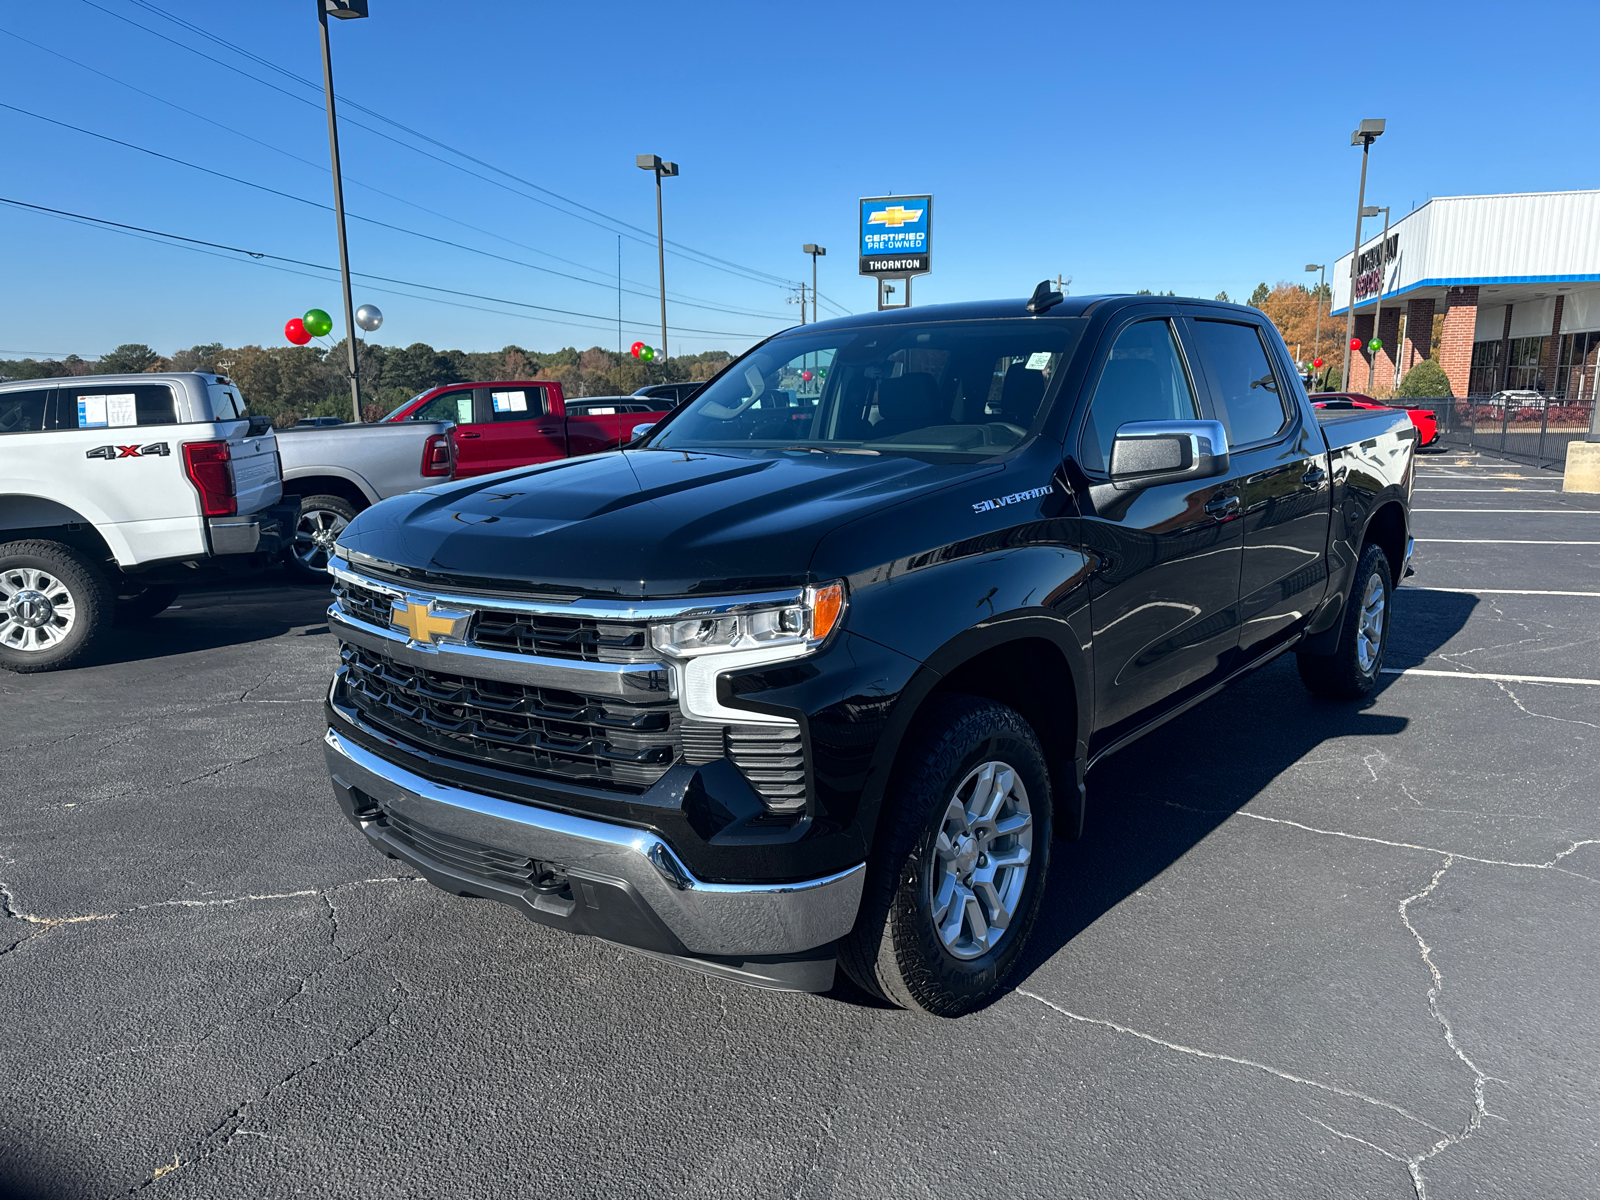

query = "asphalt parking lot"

[{"left": 3, "top": 451, "right": 1598, "bottom": 1200}]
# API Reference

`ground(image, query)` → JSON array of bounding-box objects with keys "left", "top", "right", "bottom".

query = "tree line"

[{"left": 0, "top": 341, "right": 735, "bottom": 426}]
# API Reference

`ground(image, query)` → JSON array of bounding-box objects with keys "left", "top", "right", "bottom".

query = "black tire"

[
  {"left": 0, "top": 540, "right": 113, "bottom": 673},
  {"left": 1296, "top": 542, "right": 1393, "bottom": 700},
  {"left": 286, "top": 494, "right": 360, "bottom": 581},
  {"left": 114, "top": 582, "right": 180, "bottom": 624},
  {"left": 839, "top": 694, "right": 1053, "bottom": 1017}
]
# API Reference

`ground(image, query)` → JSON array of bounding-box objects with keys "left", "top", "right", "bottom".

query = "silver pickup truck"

[{"left": 274, "top": 420, "right": 454, "bottom": 579}]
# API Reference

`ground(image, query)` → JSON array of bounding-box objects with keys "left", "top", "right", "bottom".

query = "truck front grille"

[
  {"left": 379, "top": 807, "right": 549, "bottom": 891},
  {"left": 336, "top": 644, "right": 676, "bottom": 792},
  {"left": 333, "top": 577, "right": 652, "bottom": 665}
]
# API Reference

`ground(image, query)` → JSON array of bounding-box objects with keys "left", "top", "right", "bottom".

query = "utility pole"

[
  {"left": 1305, "top": 263, "right": 1326, "bottom": 374},
  {"left": 317, "top": 0, "right": 368, "bottom": 423},
  {"left": 1342, "top": 119, "right": 1385, "bottom": 393},
  {"left": 616, "top": 234, "right": 622, "bottom": 355},
  {"left": 803, "top": 244, "right": 826, "bottom": 323},
  {"left": 1366, "top": 205, "right": 1390, "bottom": 393},
  {"left": 636, "top": 154, "right": 678, "bottom": 359}
]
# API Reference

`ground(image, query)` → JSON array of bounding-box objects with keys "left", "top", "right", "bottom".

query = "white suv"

[{"left": 0, "top": 372, "right": 297, "bottom": 671}]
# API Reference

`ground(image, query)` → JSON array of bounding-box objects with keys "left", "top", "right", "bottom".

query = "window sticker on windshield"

[
  {"left": 77, "top": 395, "right": 108, "bottom": 428},
  {"left": 106, "top": 393, "right": 138, "bottom": 427},
  {"left": 491, "top": 391, "right": 527, "bottom": 413},
  {"left": 1025, "top": 352, "right": 1052, "bottom": 371}
]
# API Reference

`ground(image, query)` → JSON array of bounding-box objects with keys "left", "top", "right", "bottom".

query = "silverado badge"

[{"left": 390, "top": 598, "right": 469, "bottom": 645}]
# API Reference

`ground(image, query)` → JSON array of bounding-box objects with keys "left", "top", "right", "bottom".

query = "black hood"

[{"left": 339, "top": 448, "right": 1000, "bottom": 597}]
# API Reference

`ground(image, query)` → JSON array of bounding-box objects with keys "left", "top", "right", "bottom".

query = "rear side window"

[
  {"left": 57, "top": 384, "right": 178, "bottom": 429},
  {"left": 475, "top": 387, "right": 550, "bottom": 423},
  {"left": 209, "top": 385, "right": 246, "bottom": 420},
  {"left": 1190, "top": 320, "right": 1289, "bottom": 447},
  {"left": 1079, "top": 320, "right": 1199, "bottom": 473},
  {"left": 408, "top": 390, "right": 475, "bottom": 423},
  {"left": 0, "top": 389, "right": 51, "bottom": 435}
]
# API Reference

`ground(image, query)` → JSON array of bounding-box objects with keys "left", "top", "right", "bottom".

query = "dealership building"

[{"left": 1330, "top": 189, "right": 1600, "bottom": 399}]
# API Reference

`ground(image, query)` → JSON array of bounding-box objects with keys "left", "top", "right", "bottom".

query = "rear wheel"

[
  {"left": 1297, "top": 542, "right": 1392, "bottom": 699},
  {"left": 839, "top": 694, "right": 1052, "bottom": 1017},
  {"left": 114, "top": 582, "right": 180, "bottom": 624},
  {"left": 0, "top": 540, "right": 112, "bottom": 673},
  {"left": 286, "top": 494, "right": 358, "bottom": 581}
]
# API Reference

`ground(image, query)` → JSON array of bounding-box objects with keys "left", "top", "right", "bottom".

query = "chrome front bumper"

[{"left": 323, "top": 728, "right": 864, "bottom": 982}]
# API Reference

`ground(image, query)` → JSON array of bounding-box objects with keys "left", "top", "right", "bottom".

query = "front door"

[
  {"left": 1185, "top": 317, "right": 1332, "bottom": 662},
  {"left": 1076, "top": 316, "right": 1244, "bottom": 755},
  {"left": 455, "top": 387, "right": 565, "bottom": 476}
]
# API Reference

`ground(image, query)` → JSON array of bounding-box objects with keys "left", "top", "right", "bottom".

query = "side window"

[
  {"left": 473, "top": 388, "right": 550, "bottom": 423},
  {"left": 58, "top": 384, "right": 177, "bottom": 429},
  {"left": 1079, "top": 320, "right": 1199, "bottom": 473},
  {"left": 410, "top": 390, "right": 475, "bottom": 423},
  {"left": 0, "top": 389, "right": 51, "bottom": 435},
  {"left": 1190, "top": 320, "right": 1289, "bottom": 447}
]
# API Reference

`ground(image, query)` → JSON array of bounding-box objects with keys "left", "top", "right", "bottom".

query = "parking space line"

[
  {"left": 1400, "top": 586, "right": 1600, "bottom": 597},
  {"left": 1380, "top": 668, "right": 1600, "bottom": 686},
  {"left": 1414, "top": 487, "right": 1558, "bottom": 492},
  {"left": 1416, "top": 538, "right": 1600, "bottom": 544},
  {"left": 1412, "top": 508, "right": 1600, "bottom": 513}
]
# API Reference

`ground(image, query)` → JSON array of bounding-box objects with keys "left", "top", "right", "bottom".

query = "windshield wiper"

[{"left": 776, "top": 445, "right": 881, "bottom": 456}]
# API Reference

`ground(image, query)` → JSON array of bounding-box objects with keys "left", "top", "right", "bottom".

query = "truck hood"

[{"left": 338, "top": 448, "right": 1001, "bottom": 597}]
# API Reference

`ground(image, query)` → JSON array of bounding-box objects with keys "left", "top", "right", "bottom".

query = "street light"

[
  {"left": 1305, "top": 262, "right": 1325, "bottom": 380},
  {"left": 317, "top": 0, "right": 368, "bottom": 423},
  {"left": 1361, "top": 205, "right": 1391, "bottom": 393},
  {"left": 803, "top": 244, "right": 826, "bottom": 324},
  {"left": 1341, "top": 118, "right": 1385, "bottom": 392},
  {"left": 636, "top": 154, "right": 678, "bottom": 360}
]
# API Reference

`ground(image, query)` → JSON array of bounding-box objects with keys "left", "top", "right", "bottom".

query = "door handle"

[
  {"left": 1301, "top": 466, "right": 1328, "bottom": 486},
  {"left": 1204, "top": 494, "right": 1240, "bottom": 520},
  {"left": 457, "top": 430, "right": 481, "bottom": 439}
]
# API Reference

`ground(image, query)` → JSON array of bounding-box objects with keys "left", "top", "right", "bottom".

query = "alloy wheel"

[
  {"left": 1355, "top": 571, "right": 1386, "bottom": 673},
  {"left": 292, "top": 508, "right": 349, "bottom": 573},
  {"left": 0, "top": 568, "right": 77, "bottom": 653},
  {"left": 929, "top": 760, "right": 1034, "bottom": 960}
]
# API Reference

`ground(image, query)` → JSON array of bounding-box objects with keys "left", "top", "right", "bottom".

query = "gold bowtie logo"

[
  {"left": 867, "top": 205, "right": 923, "bottom": 228},
  {"left": 390, "top": 598, "right": 468, "bottom": 645}
]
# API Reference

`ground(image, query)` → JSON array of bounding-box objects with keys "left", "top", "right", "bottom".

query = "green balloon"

[
  {"left": 1369, "top": 337, "right": 1382, "bottom": 351},
  {"left": 303, "top": 308, "right": 334, "bottom": 337},
  {"left": 641, "top": 346, "right": 655, "bottom": 362}
]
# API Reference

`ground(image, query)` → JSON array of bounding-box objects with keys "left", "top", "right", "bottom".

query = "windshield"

[
  {"left": 380, "top": 390, "right": 432, "bottom": 422},
  {"left": 648, "top": 319, "right": 1082, "bottom": 458}
]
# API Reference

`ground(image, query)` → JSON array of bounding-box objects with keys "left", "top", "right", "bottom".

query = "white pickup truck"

[{"left": 0, "top": 372, "right": 297, "bottom": 672}]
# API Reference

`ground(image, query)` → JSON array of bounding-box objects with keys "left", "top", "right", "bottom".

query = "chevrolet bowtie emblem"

[
  {"left": 390, "top": 597, "right": 469, "bottom": 645},
  {"left": 867, "top": 205, "right": 923, "bottom": 228}
]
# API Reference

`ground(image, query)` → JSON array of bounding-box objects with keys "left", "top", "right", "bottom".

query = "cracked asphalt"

[{"left": 3, "top": 450, "right": 1598, "bottom": 1199}]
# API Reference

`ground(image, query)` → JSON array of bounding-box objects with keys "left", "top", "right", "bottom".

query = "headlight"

[{"left": 650, "top": 582, "right": 845, "bottom": 658}]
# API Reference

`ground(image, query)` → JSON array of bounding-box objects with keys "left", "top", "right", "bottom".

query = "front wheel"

[
  {"left": 0, "top": 540, "right": 113, "bottom": 673},
  {"left": 286, "top": 494, "right": 359, "bottom": 581},
  {"left": 1296, "top": 541, "right": 1393, "bottom": 699},
  {"left": 839, "top": 694, "right": 1052, "bottom": 1017}
]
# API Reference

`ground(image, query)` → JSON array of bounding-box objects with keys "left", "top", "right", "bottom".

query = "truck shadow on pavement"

[
  {"left": 993, "top": 587, "right": 1478, "bottom": 1010},
  {"left": 89, "top": 576, "right": 335, "bottom": 668}
]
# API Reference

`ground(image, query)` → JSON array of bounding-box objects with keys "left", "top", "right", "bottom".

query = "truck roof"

[
  {"left": 0, "top": 371, "right": 229, "bottom": 393},
  {"left": 793, "top": 293, "right": 1263, "bottom": 334}
]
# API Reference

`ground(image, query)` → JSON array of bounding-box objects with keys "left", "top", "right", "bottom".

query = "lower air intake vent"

[{"left": 727, "top": 723, "right": 806, "bottom": 812}]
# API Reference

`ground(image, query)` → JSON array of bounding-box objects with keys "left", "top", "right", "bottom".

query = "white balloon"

[{"left": 355, "top": 303, "right": 384, "bottom": 332}]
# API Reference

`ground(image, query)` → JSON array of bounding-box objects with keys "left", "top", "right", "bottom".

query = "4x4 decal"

[{"left": 85, "top": 443, "right": 171, "bottom": 460}]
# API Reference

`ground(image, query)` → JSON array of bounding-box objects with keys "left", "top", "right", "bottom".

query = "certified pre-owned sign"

[{"left": 859, "top": 195, "right": 932, "bottom": 277}]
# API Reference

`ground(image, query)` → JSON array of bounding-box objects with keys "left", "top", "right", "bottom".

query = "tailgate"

[{"left": 227, "top": 425, "right": 283, "bottom": 514}]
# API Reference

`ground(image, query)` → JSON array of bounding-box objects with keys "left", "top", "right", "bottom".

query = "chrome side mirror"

[
  {"left": 1108, "top": 420, "right": 1230, "bottom": 491},
  {"left": 630, "top": 422, "right": 658, "bottom": 444}
]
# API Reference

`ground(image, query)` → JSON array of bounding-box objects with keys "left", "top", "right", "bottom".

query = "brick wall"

[
  {"left": 1373, "top": 307, "right": 1403, "bottom": 390},
  {"left": 1403, "top": 297, "right": 1436, "bottom": 375},
  {"left": 1438, "top": 286, "right": 1479, "bottom": 397},
  {"left": 1539, "top": 295, "right": 1565, "bottom": 389},
  {"left": 1348, "top": 313, "right": 1375, "bottom": 391}
]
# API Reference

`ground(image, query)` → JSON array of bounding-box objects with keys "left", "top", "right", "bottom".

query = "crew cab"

[
  {"left": 382, "top": 381, "right": 659, "bottom": 478},
  {"left": 319, "top": 290, "right": 1415, "bottom": 1015},
  {"left": 0, "top": 372, "right": 297, "bottom": 671}
]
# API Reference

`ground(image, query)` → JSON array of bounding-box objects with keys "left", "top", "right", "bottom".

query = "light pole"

[
  {"left": 803, "top": 244, "right": 826, "bottom": 323},
  {"left": 1364, "top": 205, "right": 1390, "bottom": 393},
  {"left": 636, "top": 154, "right": 678, "bottom": 359},
  {"left": 1342, "top": 118, "right": 1385, "bottom": 393},
  {"left": 317, "top": 0, "right": 367, "bottom": 424},
  {"left": 1305, "top": 262, "right": 1325, "bottom": 380}
]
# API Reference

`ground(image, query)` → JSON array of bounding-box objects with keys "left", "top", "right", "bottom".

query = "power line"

[
  {"left": 0, "top": 196, "right": 780, "bottom": 342},
  {"left": 76, "top": 0, "right": 803, "bottom": 291},
  {"left": 0, "top": 101, "right": 790, "bottom": 323}
]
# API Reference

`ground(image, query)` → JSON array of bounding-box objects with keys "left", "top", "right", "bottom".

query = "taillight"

[
  {"left": 421, "top": 433, "right": 452, "bottom": 478},
  {"left": 183, "top": 440, "right": 236, "bottom": 517}
]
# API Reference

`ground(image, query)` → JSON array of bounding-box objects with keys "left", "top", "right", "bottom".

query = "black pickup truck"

[{"left": 319, "top": 288, "right": 1415, "bottom": 1016}]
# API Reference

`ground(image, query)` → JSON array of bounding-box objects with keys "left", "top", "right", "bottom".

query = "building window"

[
  {"left": 1469, "top": 340, "right": 1502, "bottom": 396},
  {"left": 1557, "top": 331, "right": 1600, "bottom": 401},
  {"left": 1500, "top": 336, "right": 1546, "bottom": 392}
]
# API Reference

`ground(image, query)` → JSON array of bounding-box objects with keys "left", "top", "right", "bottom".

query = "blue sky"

[{"left": 2, "top": 0, "right": 1596, "bottom": 361}]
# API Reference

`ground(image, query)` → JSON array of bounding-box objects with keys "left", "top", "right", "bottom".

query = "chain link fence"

[{"left": 1418, "top": 394, "right": 1597, "bottom": 470}]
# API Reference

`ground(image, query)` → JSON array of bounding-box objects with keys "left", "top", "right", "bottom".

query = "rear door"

[
  {"left": 1184, "top": 316, "right": 1332, "bottom": 662},
  {"left": 1076, "top": 315, "right": 1244, "bottom": 753},
  {"left": 455, "top": 386, "right": 565, "bottom": 476}
]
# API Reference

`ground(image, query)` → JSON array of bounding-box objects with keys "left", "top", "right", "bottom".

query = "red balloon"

[
  {"left": 1349, "top": 337, "right": 1362, "bottom": 351},
  {"left": 1313, "top": 357, "right": 1324, "bottom": 369},
  {"left": 630, "top": 341, "right": 644, "bottom": 359},
  {"left": 801, "top": 370, "right": 813, "bottom": 382},
  {"left": 285, "top": 317, "right": 311, "bottom": 346}
]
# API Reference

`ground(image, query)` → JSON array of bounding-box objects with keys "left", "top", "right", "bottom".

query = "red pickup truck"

[{"left": 384, "top": 381, "right": 663, "bottom": 478}]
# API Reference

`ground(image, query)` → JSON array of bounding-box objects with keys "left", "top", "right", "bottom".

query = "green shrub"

[{"left": 1397, "top": 359, "right": 1452, "bottom": 398}]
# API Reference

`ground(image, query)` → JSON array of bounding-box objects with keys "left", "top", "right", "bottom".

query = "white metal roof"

[{"left": 1329, "top": 190, "right": 1600, "bottom": 317}]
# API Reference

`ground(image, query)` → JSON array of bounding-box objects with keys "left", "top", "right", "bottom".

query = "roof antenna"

[{"left": 1027, "top": 279, "right": 1064, "bottom": 314}]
